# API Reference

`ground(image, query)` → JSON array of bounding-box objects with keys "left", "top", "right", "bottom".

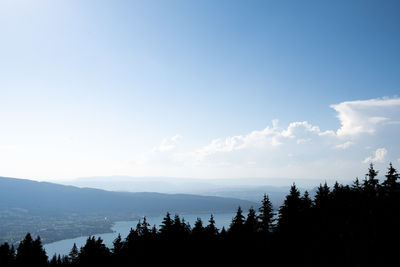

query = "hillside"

[{"left": 0, "top": 176, "right": 256, "bottom": 245}]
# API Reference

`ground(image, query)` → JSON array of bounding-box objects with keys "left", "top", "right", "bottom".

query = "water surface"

[{"left": 44, "top": 212, "right": 235, "bottom": 257}]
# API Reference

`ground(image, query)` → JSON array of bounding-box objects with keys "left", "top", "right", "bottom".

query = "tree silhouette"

[
  {"left": 111, "top": 234, "right": 123, "bottom": 255},
  {"left": 205, "top": 214, "right": 218, "bottom": 237},
  {"left": 229, "top": 206, "right": 245, "bottom": 236},
  {"left": 277, "top": 183, "right": 302, "bottom": 233},
  {"left": 136, "top": 217, "right": 151, "bottom": 238},
  {"left": 192, "top": 217, "right": 204, "bottom": 238},
  {"left": 314, "top": 182, "right": 330, "bottom": 208},
  {"left": 0, "top": 242, "right": 15, "bottom": 267},
  {"left": 78, "top": 236, "right": 110, "bottom": 266},
  {"left": 69, "top": 243, "right": 78, "bottom": 264},
  {"left": 159, "top": 212, "right": 173, "bottom": 237},
  {"left": 258, "top": 194, "right": 274, "bottom": 233},
  {"left": 382, "top": 162, "right": 399, "bottom": 193},
  {"left": 15, "top": 233, "right": 47, "bottom": 267},
  {"left": 364, "top": 163, "right": 379, "bottom": 194},
  {"left": 351, "top": 177, "right": 362, "bottom": 192},
  {"left": 244, "top": 207, "right": 258, "bottom": 234}
]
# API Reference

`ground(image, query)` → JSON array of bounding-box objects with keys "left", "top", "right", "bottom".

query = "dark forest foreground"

[{"left": 1, "top": 163, "right": 399, "bottom": 267}]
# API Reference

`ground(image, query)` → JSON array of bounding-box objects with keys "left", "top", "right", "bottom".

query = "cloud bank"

[
  {"left": 135, "top": 97, "right": 400, "bottom": 179},
  {"left": 331, "top": 98, "right": 400, "bottom": 136}
]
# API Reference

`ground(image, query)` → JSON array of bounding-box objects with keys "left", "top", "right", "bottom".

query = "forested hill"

[
  {"left": 0, "top": 176, "right": 255, "bottom": 215},
  {"left": 0, "top": 176, "right": 256, "bottom": 244}
]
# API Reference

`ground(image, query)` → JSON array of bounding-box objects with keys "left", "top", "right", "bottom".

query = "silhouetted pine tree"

[
  {"left": 364, "top": 163, "right": 379, "bottom": 194},
  {"left": 69, "top": 243, "right": 79, "bottom": 264},
  {"left": 159, "top": 212, "right": 173, "bottom": 238},
  {"left": 205, "top": 214, "right": 218, "bottom": 237},
  {"left": 220, "top": 227, "right": 227, "bottom": 238},
  {"left": 124, "top": 228, "right": 138, "bottom": 248},
  {"left": 15, "top": 233, "right": 47, "bottom": 267},
  {"left": 112, "top": 234, "right": 123, "bottom": 255},
  {"left": 314, "top": 182, "right": 330, "bottom": 208},
  {"left": 382, "top": 162, "right": 399, "bottom": 193},
  {"left": 136, "top": 217, "right": 151, "bottom": 238},
  {"left": 78, "top": 236, "right": 110, "bottom": 266},
  {"left": 229, "top": 206, "right": 245, "bottom": 235},
  {"left": 0, "top": 242, "right": 15, "bottom": 267},
  {"left": 301, "top": 191, "right": 312, "bottom": 210},
  {"left": 277, "top": 184, "right": 302, "bottom": 233},
  {"left": 244, "top": 207, "right": 258, "bottom": 234},
  {"left": 49, "top": 254, "right": 58, "bottom": 267},
  {"left": 192, "top": 217, "right": 204, "bottom": 238},
  {"left": 351, "top": 177, "right": 362, "bottom": 192},
  {"left": 258, "top": 194, "right": 274, "bottom": 233}
]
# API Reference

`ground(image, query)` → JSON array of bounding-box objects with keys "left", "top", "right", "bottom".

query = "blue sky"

[{"left": 0, "top": 0, "right": 399, "bottom": 181}]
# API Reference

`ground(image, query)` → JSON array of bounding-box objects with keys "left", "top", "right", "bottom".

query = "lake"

[{"left": 44, "top": 212, "right": 236, "bottom": 257}]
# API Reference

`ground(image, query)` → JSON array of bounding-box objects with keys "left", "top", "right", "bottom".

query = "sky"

[{"left": 0, "top": 0, "right": 399, "bottom": 182}]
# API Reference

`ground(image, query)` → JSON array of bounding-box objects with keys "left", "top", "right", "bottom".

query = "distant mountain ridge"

[
  {"left": 64, "top": 175, "right": 326, "bottom": 207},
  {"left": 0, "top": 176, "right": 256, "bottom": 245}
]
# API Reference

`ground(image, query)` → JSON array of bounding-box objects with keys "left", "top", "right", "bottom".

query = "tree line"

[{"left": 1, "top": 163, "right": 399, "bottom": 266}]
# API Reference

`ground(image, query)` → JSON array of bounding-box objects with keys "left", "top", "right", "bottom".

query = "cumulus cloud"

[
  {"left": 194, "top": 120, "right": 334, "bottom": 160},
  {"left": 331, "top": 98, "right": 400, "bottom": 137},
  {"left": 363, "top": 148, "right": 388, "bottom": 163},
  {"left": 135, "top": 97, "right": 400, "bottom": 179}
]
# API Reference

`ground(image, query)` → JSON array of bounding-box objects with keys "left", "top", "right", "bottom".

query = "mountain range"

[{"left": 0, "top": 176, "right": 256, "bottom": 245}]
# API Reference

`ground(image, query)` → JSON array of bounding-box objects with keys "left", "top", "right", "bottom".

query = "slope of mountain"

[
  {"left": 65, "top": 176, "right": 325, "bottom": 207},
  {"left": 0, "top": 176, "right": 256, "bottom": 245}
]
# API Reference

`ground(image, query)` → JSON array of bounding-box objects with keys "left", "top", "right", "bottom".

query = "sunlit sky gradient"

[{"left": 1, "top": 0, "right": 399, "bottom": 182}]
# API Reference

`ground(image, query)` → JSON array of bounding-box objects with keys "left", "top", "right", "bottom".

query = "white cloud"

[
  {"left": 335, "top": 141, "right": 354, "bottom": 150},
  {"left": 152, "top": 135, "right": 182, "bottom": 152},
  {"left": 331, "top": 98, "right": 400, "bottom": 137},
  {"left": 132, "top": 97, "right": 400, "bottom": 180},
  {"left": 194, "top": 120, "right": 334, "bottom": 160},
  {"left": 363, "top": 148, "right": 388, "bottom": 163},
  {"left": 135, "top": 135, "right": 183, "bottom": 165}
]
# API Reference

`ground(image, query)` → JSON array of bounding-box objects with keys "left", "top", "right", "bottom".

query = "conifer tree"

[
  {"left": 16, "top": 234, "right": 47, "bottom": 267},
  {"left": 364, "top": 163, "right": 379, "bottom": 193},
  {"left": 229, "top": 206, "right": 245, "bottom": 234},
  {"left": 351, "top": 177, "right": 362, "bottom": 192},
  {"left": 181, "top": 218, "right": 191, "bottom": 236},
  {"left": 277, "top": 184, "right": 302, "bottom": 232},
  {"left": 151, "top": 225, "right": 158, "bottom": 236},
  {"left": 159, "top": 212, "right": 173, "bottom": 236},
  {"left": 301, "top": 191, "right": 312, "bottom": 211},
  {"left": 383, "top": 162, "right": 399, "bottom": 192},
  {"left": 205, "top": 214, "right": 219, "bottom": 237},
  {"left": 112, "top": 234, "right": 123, "bottom": 255},
  {"left": 220, "top": 227, "right": 227, "bottom": 238},
  {"left": 125, "top": 228, "right": 138, "bottom": 246},
  {"left": 192, "top": 217, "right": 204, "bottom": 237},
  {"left": 0, "top": 242, "right": 15, "bottom": 267},
  {"left": 258, "top": 194, "right": 274, "bottom": 233},
  {"left": 314, "top": 182, "right": 330, "bottom": 207},
  {"left": 78, "top": 236, "right": 110, "bottom": 266},
  {"left": 173, "top": 214, "right": 182, "bottom": 234},
  {"left": 244, "top": 207, "right": 258, "bottom": 233},
  {"left": 69, "top": 243, "right": 79, "bottom": 264},
  {"left": 49, "top": 254, "right": 58, "bottom": 267},
  {"left": 136, "top": 217, "right": 150, "bottom": 238}
]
